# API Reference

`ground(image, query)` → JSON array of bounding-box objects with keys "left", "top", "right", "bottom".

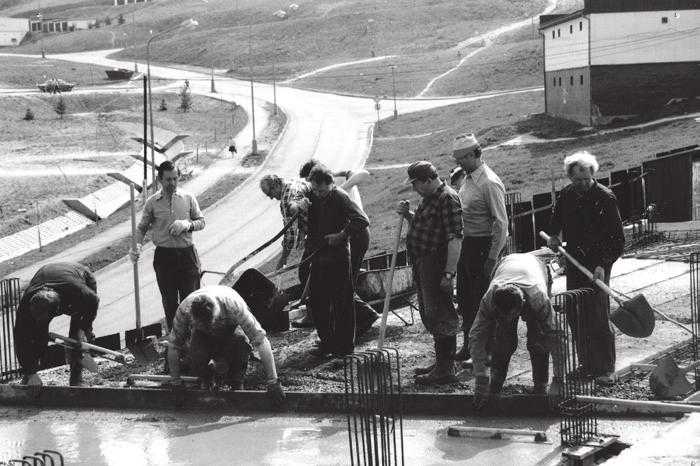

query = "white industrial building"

[
  {"left": 539, "top": 0, "right": 700, "bottom": 125},
  {"left": 0, "top": 17, "right": 29, "bottom": 46}
]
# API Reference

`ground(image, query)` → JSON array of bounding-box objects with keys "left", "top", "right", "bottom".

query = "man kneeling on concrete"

[
  {"left": 168, "top": 285, "right": 285, "bottom": 405},
  {"left": 14, "top": 262, "right": 100, "bottom": 390},
  {"left": 469, "top": 253, "right": 563, "bottom": 409}
]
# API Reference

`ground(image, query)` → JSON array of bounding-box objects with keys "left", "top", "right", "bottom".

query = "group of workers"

[{"left": 12, "top": 131, "right": 624, "bottom": 411}]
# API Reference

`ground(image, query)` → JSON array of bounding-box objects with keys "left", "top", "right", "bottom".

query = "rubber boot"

[
  {"left": 489, "top": 353, "right": 511, "bottom": 394},
  {"left": 69, "top": 362, "right": 83, "bottom": 387},
  {"left": 414, "top": 340, "right": 437, "bottom": 376},
  {"left": 415, "top": 336, "right": 457, "bottom": 385},
  {"left": 530, "top": 351, "right": 550, "bottom": 395},
  {"left": 453, "top": 330, "right": 470, "bottom": 361}
]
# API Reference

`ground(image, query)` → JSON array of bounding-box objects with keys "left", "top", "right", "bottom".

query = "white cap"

[{"left": 452, "top": 133, "right": 480, "bottom": 158}]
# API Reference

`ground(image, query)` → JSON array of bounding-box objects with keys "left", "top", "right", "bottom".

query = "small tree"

[
  {"left": 94, "top": 19, "right": 100, "bottom": 28},
  {"left": 118, "top": 14, "right": 125, "bottom": 25},
  {"left": 104, "top": 16, "right": 112, "bottom": 26},
  {"left": 23, "top": 108, "right": 35, "bottom": 121},
  {"left": 54, "top": 97, "right": 67, "bottom": 119},
  {"left": 178, "top": 82, "right": 193, "bottom": 112},
  {"left": 159, "top": 98, "right": 168, "bottom": 111}
]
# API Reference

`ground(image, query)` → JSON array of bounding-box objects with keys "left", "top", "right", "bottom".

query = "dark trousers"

[
  {"left": 310, "top": 251, "right": 355, "bottom": 355},
  {"left": 153, "top": 245, "right": 201, "bottom": 331},
  {"left": 185, "top": 328, "right": 251, "bottom": 385},
  {"left": 567, "top": 265, "right": 616, "bottom": 375},
  {"left": 456, "top": 236, "right": 492, "bottom": 338},
  {"left": 413, "top": 251, "right": 460, "bottom": 338},
  {"left": 350, "top": 228, "right": 379, "bottom": 324},
  {"left": 491, "top": 315, "right": 550, "bottom": 384}
]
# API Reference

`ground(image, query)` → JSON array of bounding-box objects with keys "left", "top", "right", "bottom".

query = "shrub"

[
  {"left": 159, "top": 98, "right": 168, "bottom": 111},
  {"left": 54, "top": 97, "right": 67, "bottom": 119},
  {"left": 179, "top": 81, "right": 192, "bottom": 112},
  {"left": 23, "top": 108, "right": 34, "bottom": 121},
  {"left": 104, "top": 16, "right": 112, "bottom": 26},
  {"left": 118, "top": 14, "right": 125, "bottom": 25}
]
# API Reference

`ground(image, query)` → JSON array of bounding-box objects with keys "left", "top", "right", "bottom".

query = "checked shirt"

[
  {"left": 407, "top": 182, "right": 463, "bottom": 259},
  {"left": 280, "top": 178, "right": 311, "bottom": 250}
]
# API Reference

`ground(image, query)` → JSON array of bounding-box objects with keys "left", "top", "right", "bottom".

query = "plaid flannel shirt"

[
  {"left": 280, "top": 178, "right": 311, "bottom": 250},
  {"left": 407, "top": 182, "right": 463, "bottom": 258}
]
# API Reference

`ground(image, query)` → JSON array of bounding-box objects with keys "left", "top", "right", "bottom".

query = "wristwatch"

[{"left": 444, "top": 271, "right": 455, "bottom": 279}]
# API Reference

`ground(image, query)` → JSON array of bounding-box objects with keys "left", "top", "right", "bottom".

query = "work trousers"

[
  {"left": 153, "top": 245, "right": 201, "bottom": 331},
  {"left": 184, "top": 327, "right": 252, "bottom": 386},
  {"left": 350, "top": 228, "right": 379, "bottom": 326},
  {"left": 310, "top": 250, "right": 355, "bottom": 355},
  {"left": 566, "top": 265, "right": 616, "bottom": 375},
  {"left": 456, "top": 236, "right": 492, "bottom": 338},
  {"left": 491, "top": 315, "right": 551, "bottom": 384},
  {"left": 412, "top": 250, "right": 460, "bottom": 338}
]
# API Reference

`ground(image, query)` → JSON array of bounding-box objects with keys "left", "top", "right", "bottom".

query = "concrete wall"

[
  {"left": 542, "top": 15, "right": 589, "bottom": 71},
  {"left": 590, "top": 10, "right": 700, "bottom": 65},
  {"left": 0, "top": 16, "right": 28, "bottom": 46},
  {"left": 545, "top": 67, "right": 591, "bottom": 125}
]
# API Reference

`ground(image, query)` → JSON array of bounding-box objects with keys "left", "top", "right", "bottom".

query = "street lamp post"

[
  {"left": 248, "top": 27, "right": 257, "bottom": 155},
  {"left": 146, "top": 18, "right": 198, "bottom": 193},
  {"left": 37, "top": 13, "right": 45, "bottom": 59},
  {"left": 390, "top": 65, "right": 398, "bottom": 119}
]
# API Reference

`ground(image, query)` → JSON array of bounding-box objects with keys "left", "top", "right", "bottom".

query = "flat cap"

[{"left": 404, "top": 161, "right": 438, "bottom": 184}]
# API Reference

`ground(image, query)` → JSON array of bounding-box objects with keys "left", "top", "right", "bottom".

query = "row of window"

[
  {"left": 551, "top": 21, "right": 584, "bottom": 38},
  {"left": 552, "top": 75, "right": 585, "bottom": 87}
]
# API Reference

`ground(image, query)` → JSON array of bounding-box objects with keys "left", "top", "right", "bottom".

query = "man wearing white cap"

[{"left": 451, "top": 133, "right": 508, "bottom": 364}]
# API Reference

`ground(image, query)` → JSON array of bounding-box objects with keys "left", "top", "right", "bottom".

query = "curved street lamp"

[{"left": 146, "top": 18, "right": 198, "bottom": 193}]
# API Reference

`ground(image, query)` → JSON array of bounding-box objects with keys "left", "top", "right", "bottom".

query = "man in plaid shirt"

[{"left": 398, "top": 161, "right": 463, "bottom": 385}]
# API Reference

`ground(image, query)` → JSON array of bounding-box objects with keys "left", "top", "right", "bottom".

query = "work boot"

[
  {"left": 69, "top": 366, "right": 83, "bottom": 387},
  {"left": 414, "top": 340, "right": 438, "bottom": 375},
  {"left": 415, "top": 336, "right": 457, "bottom": 385},
  {"left": 454, "top": 330, "right": 470, "bottom": 361},
  {"left": 532, "top": 381, "right": 548, "bottom": 395},
  {"left": 291, "top": 306, "right": 315, "bottom": 328}
]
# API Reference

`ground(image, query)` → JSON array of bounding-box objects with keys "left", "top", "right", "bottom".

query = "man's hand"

[
  {"left": 548, "top": 377, "right": 563, "bottom": 410},
  {"left": 472, "top": 375, "right": 490, "bottom": 411},
  {"left": 439, "top": 275, "right": 453, "bottom": 293},
  {"left": 266, "top": 380, "right": 286, "bottom": 408},
  {"left": 324, "top": 232, "right": 346, "bottom": 246},
  {"left": 129, "top": 243, "right": 142, "bottom": 263},
  {"left": 23, "top": 373, "right": 43, "bottom": 398},
  {"left": 484, "top": 258, "right": 497, "bottom": 278},
  {"left": 397, "top": 200, "right": 410, "bottom": 218},
  {"left": 593, "top": 266, "right": 605, "bottom": 282},
  {"left": 169, "top": 219, "right": 191, "bottom": 236},
  {"left": 546, "top": 236, "right": 562, "bottom": 253}
]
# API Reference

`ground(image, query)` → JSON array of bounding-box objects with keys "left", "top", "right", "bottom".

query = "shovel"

[
  {"left": 646, "top": 355, "right": 700, "bottom": 399},
  {"left": 127, "top": 183, "right": 160, "bottom": 363},
  {"left": 378, "top": 214, "right": 405, "bottom": 348},
  {"left": 49, "top": 332, "right": 126, "bottom": 370},
  {"left": 539, "top": 231, "right": 667, "bottom": 338}
]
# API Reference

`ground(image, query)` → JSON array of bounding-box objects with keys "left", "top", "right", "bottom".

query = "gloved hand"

[
  {"left": 169, "top": 219, "right": 191, "bottom": 236},
  {"left": 129, "top": 243, "right": 142, "bottom": 263},
  {"left": 548, "top": 377, "right": 564, "bottom": 410},
  {"left": 85, "top": 329, "right": 96, "bottom": 344},
  {"left": 266, "top": 379, "right": 286, "bottom": 408},
  {"left": 472, "top": 375, "right": 490, "bottom": 411},
  {"left": 23, "top": 373, "right": 43, "bottom": 399},
  {"left": 546, "top": 235, "right": 562, "bottom": 253}
]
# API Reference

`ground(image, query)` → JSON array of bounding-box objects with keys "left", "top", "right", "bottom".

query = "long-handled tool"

[
  {"left": 49, "top": 332, "right": 126, "bottom": 368},
  {"left": 127, "top": 183, "right": 160, "bottom": 363},
  {"left": 126, "top": 374, "right": 200, "bottom": 387},
  {"left": 378, "top": 214, "right": 404, "bottom": 348},
  {"left": 448, "top": 425, "right": 548, "bottom": 442},
  {"left": 577, "top": 395, "right": 700, "bottom": 414},
  {"left": 632, "top": 355, "right": 700, "bottom": 399},
  {"left": 538, "top": 231, "right": 688, "bottom": 338}
]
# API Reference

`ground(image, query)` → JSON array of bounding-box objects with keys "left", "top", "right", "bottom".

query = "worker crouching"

[{"left": 469, "top": 253, "right": 563, "bottom": 409}]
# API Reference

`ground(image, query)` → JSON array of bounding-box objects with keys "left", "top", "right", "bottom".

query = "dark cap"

[
  {"left": 404, "top": 161, "right": 438, "bottom": 184},
  {"left": 449, "top": 166, "right": 465, "bottom": 184}
]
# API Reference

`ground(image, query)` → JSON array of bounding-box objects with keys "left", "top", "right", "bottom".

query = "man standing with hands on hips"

[
  {"left": 131, "top": 160, "right": 205, "bottom": 332},
  {"left": 398, "top": 161, "right": 463, "bottom": 385},
  {"left": 451, "top": 133, "right": 508, "bottom": 365}
]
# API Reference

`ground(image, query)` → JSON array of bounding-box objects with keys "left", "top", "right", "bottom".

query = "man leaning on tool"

[
  {"left": 131, "top": 160, "right": 205, "bottom": 332},
  {"left": 14, "top": 262, "right": 100, "bottom": 390},
  {"left": 398, "top": 161, "right": 463, "bottom": 385},
  {"left": 167, "top": 285, "right": 285, "bottom": 405},
  {"left": 546, "top": 151, "right": 624, "bottom": 387},
  {"left": 469, "top": 253, "right": 564, "bottom": 410},
  {"left": 451, "top": 133, "right": 508, "bottom": 366}
]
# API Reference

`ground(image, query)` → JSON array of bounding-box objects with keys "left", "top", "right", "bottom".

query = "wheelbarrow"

[
  {"left": 632, "top": 355, "right": 700, "bottom": 399},
  {"left": 539, "top": 231, "right": 692, "bottom": 338}
]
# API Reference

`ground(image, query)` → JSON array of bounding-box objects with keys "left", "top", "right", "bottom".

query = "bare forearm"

[
  {"left": 256, "top": 338, "right": 278, "bottom": 382},
  {"left": 445, "top": 237, "right": 461, "bottom": 274}
]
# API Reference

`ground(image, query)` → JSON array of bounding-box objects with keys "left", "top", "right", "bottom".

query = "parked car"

[{"left": 37, "top": 78, "right": 75, "bottom": 93}]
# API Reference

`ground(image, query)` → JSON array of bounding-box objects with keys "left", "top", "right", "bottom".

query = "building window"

[
  {"left": 558, "top": 77, "right": 562, "bottom": 86},
  {"left": 552, "top": 30, "right": 555, "bottom": 39},
  {"left": 553, "top": 77, "right": 556, "bottom": 86},
  {"left": 580, "top": 75, "right": 584, "bottom": 85},
  {"left": 579, "top": 21, "right": 583, "bottom": 31},
  {"left": 661, "top": 17, "right": 668, "bottom": 23},
  {"left": 570, "top": 76, "right": 574, "bottom": 86},
  {"left": 557, "top": 28, "right": 561, "bottom": 37},
  {"left": 570, "top": 24, "right": 573, "bottom": 34}
]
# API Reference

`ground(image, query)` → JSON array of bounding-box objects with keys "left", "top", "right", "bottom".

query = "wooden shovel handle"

[
  {"left": 538, "top": 231, "right": 623, "bottom": 304},
  {"left": 378, "top": 215, "right": 405, "bottom": 348},
  {"left": 49, "top": 332, "right": 124, "bottom": 359}
]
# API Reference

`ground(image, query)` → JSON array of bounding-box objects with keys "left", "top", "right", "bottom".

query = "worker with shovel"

[
  {"left": 547, "top": 151, "right": 625, "bottom": 386},
  {"left": 469, "top": 253, "right": 564, "bottom": 409},
  {"left": 14, "top": 262, "right": 100, "bottom": 391},
  {"left": 167, "top": 285, "right": 285, "bottom": 405},
  {"left": 399, "top": 161, "right": 463, "bottom": 385}
]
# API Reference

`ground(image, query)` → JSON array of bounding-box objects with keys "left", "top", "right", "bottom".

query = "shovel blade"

[
  {"left": 80, "top": 352, "right": 100, "bottom": 373},
  {"left": 126, "top": 337, "right": 161, "bottom": 364},
  {"left": 610, "top": 294, "right": 656, "bottom": 338},
  {"left": 650, "top": 355, "right": 693, "bottom": 399}
]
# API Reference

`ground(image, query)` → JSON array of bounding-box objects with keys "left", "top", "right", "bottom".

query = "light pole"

[
  {"left": 37, "top": 12, "right": 45, "bottom": 59},
  {"left": 390, "top": 65, "right": 398, "bottom": 119},
  {"left": 146, "top": 18, "right": 198, "bottom": 192},
  {"left": 248, "top": 26, "right": 257, "bottom": 155}
]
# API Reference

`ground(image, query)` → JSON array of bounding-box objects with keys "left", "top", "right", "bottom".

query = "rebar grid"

[
  {"left": 553, "top": 289, "right": 599, "bottom": 446},
  {"left": 505, "top": 192, "right": 522, "bottom": 254},
  {"left": 0, "top": 278, "right": 21, "bottom": 383},
  {"left": 344, "top": 348, "right": 404, "bottom": 466},
  {"left": 690, "top": 253, "right": 700, "bottom": 390}
]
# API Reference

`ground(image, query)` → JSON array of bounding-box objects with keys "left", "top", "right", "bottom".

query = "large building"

[
  {"left": 539, "top": 0, "right": 700, "bottom": 125},
  {"left": 0, "top": 17, "right": 29, "bottom": 46}
]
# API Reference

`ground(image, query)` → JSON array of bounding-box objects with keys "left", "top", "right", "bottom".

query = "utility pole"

[
  {"left": 249, "top": 26, "right": 258, "bottom": 155},
  {"left": 132, "top": 6, "right": 138, "bottom": 72},
  {"left": 390, "top": 65, "right": 398, "bottom": 119},
  {"left": 211, "top": 65, "right": 216, "bottom": 93},
  {"left": 373, "top": 95, "right": 381, "bottom": 134},
  {"left": 272, "top": 64, "right": 277, "bottom": 115}
]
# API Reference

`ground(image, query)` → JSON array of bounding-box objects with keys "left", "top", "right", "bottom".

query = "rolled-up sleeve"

[
  {"left": 441, "top": 192, "right": 464, "bottom": 241},
  {"left": 168, "top": 306, "right": 192, "bottom": 351},
  {"left": 223, "top": 293, "right": 267, "bottom": 347},
  {"left": 468, "top": 292, "right": 496, "bottom": 377}
]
